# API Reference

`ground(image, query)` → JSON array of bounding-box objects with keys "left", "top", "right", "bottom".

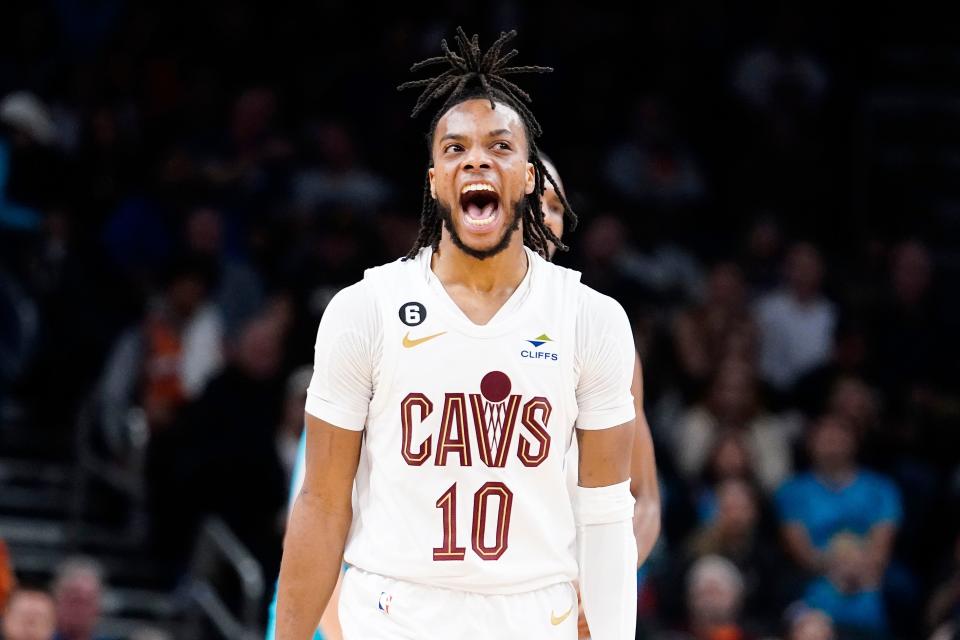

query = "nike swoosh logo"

[
  {"left": 550, "top": 604, "right": 574, "bottom": 626},
  {"left": 402, "top": 331, "right": 447, "bottom": 348}
]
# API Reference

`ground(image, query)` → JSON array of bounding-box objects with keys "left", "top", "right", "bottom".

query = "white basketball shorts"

[{"left": 339, "top": 566, "right": 578, "bottom": 639}]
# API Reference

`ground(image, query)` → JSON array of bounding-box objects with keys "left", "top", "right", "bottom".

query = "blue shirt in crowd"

[
  {"left": 775, "top": 470, "right": 902, "bottom": 549},
  {"left": 804, "top": 576, "right": 888, "bottom": 634}
]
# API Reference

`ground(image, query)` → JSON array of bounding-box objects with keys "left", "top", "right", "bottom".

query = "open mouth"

[{"left": 459, "top": 183, "right": 501, "bottom": 230}]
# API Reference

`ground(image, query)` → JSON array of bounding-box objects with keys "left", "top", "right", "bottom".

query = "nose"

[{"left": 462, "top": 146, "right": 491, "bottom": 172}]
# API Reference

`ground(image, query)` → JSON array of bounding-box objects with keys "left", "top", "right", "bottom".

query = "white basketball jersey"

[{"left": 305, "top": 246, "right": 635, "bottom": 595}]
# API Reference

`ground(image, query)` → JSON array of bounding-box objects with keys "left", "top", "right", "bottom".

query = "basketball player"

[
  {"left": 264, "top": 157, "right": 660, "bottom": 640},
  {"left": 277, "top": 29, "right": 638, "bottom": 639},
  {"left": 264, "top": 157, "right": 659, "bottom": 640}
]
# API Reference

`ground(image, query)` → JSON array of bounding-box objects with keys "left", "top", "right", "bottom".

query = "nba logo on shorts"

[{"left": 378, "top": 591, "right": 392, "bottom": 614}]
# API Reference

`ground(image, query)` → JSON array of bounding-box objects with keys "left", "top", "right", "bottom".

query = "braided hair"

[{"left": 398, "top": 27, "right": 577, "bottom": 260}]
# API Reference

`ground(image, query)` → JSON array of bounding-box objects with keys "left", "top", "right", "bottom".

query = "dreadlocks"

[{"left": 398, "top": 27, "right": 577, "bottom": 260}]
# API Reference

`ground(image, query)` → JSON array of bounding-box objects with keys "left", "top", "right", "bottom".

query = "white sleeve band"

[
  {"left": 575, "top": 480, "right": 637, "bottom": 640},
  {"left": 574, "top": 479, "right": 636, "bottom": 525}
]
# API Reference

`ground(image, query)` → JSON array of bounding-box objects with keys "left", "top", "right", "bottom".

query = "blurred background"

[{"left": 0, "top": 2, "right": 959, "bottom": 639}]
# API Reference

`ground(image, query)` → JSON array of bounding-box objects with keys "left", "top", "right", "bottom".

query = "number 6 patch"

[{"left": 399, "top": 302, "right": 427, "bottom": 327}]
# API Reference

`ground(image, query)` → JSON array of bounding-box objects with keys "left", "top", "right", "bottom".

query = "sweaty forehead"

[{"left": 435, "top": 98, "right": 528, "bottom": 147}]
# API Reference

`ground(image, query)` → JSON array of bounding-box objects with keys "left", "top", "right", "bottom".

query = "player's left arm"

[
  {"left": 629, "top": 353, "right": 661, "bottom": 566},
  {"left": 574, "top": 289, "right": 639, "bottom": 640}
]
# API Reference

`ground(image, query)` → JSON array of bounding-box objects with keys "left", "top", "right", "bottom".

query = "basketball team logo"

[
  {"left": 479, "top": 371, "right": 512, "bottom": 462},
  {"left": 399, "top": 370, "right": 552, "bottom": 470}
]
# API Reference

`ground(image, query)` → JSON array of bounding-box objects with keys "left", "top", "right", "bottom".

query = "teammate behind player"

[
  {"left": 540, "top": 155, "right": 661, "bottom": 638},
  {"left": 540, "top": 154, "right": 660, "bottom": 565},
  {"left": 277, "top": 29, "right": 638, "bottom": 639}
]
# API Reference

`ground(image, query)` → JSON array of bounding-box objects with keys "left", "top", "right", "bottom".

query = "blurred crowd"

[{"left": 1, "top": 2, "right": 959, "bottom": 639}]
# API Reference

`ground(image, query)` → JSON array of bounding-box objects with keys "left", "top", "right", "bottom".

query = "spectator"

[
  {"left": 869, "top": 240, "right": 946, "bottom": 418},
  {"left": 784, "top": 605, "right": 835, "bottom": 640},
  {"left": 825, "top": 377, "right": 879, "bottom": 440},
  {"left": 183, "top": 206, "right": 264, "bottom": 338},
  {"left": 740, "top": 217, "right": 785, "bottom": 296},
  {"left": 572, "top": 214, "right": 634, "bottom": 300},
  {"left": 756, "top": 242, "right": 836, "bottom": 394},
  {"left": 291, "top": 121, "right": 391, "bottom": 215},
  {"left": 803, "top": 533, "right": 889, "bottom": 637},
  {"left": 51, "top": 557, "right": 108, "bottom": 640},
  {"left": 673, "top": 262, "right": 758, "bottom": 392},
  {"left": 147, "top": 310, "right": 288, "bottom": 578},
  {"left": 672, "top": 359, "right": 794, "bottom": 494},
  {"left": 664, "top": 555, "right": 756, "bottom": 640},
  {"left": 823, "top": 376, "right": 892, "bottom": 468},
  {"left": 2, "top": 588, "right": 57, "bottom": 640},
  {"left": 603, "top": 96, "right": 705, "bottom": 208},
  {"left": 732, "top": 42, "right": 828, "bottom": 113},
  {"left": 685, "top": 479, "right": 785, "bottom": 630},
  {"left": 201, "top": 87, "right": 294, "bottom": 196},
  {"left": 930, "top": 621, "right": 959, "bottom": 640},
  {"left": 927, "top": 531, "right": 960, "bottom": 632},
  {"left": 0, "top": 91, "right": 55, "bottom": 232},
  {"left": 776, "top": 414, "right": 901, "bottom": 579},
  {"left": 688, "top": 431, "right": 758, "bottom": 531},
  {"left": 99, "top": 255, "right": 224, "bottom": 449}
]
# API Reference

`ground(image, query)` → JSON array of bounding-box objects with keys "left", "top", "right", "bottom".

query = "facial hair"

[{"left": 436, "top": 196, "right": 525, "bottom": 260}]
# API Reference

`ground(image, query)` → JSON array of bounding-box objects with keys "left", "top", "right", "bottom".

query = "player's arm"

[
  {"left": 318, "top": 572, "right": 344, "bottom": 640},
  {"left": 276, "top": 417, "right": 360, "bottom": 639},
  {"left": 574, "top": 289, "right": 639, "bottom": 640},
  {"left": 629, "top": 353, "right": 660, "bottom": 566},
  {"left": 275, "top": 282, "right": 376, "bottom": 640}
]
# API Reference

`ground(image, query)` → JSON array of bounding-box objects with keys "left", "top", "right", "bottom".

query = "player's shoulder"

[
  {"left": 322, "top": 258, "right": 405, "bottom": 322},
  {"left": 315, "top": 281, "right": 377, "bottom": 344},
  {"left": 325, "top": 277, "right": 374, "bottom": 313},
  {"left": 531, "top": 249, "right": 581, "bottom": 285},
  {"left": 324, "top": 253, "right": 427, "bottom": 321},
  {"left": 573, "top": 279, "right": 629, "bottom": 325},
  {"left": 362, "top": 252, "right": 424, "bottom": 289}
]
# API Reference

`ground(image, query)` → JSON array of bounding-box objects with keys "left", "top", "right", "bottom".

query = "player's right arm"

[
  {"left": 276, "top": 281, "right": 378, "bottom": 640},
  {"left": 276, "top": 416, "right": 360, "bottom": 639}
]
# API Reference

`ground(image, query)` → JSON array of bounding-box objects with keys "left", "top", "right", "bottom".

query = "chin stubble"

[{"left": 436, "top": 197, "right": 524, "bottom": 260}]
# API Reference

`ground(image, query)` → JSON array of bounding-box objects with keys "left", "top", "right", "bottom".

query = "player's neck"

[{"left": 432, "top": 231, "right": 528, "bottom": 294}]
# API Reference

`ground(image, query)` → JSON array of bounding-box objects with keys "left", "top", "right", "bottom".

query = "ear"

[
  {"left": 524, "top": 161, "right": 535, "bottom": 195},
  {"left": 428, "top": 167, "right": 436, "bottom": 199}
]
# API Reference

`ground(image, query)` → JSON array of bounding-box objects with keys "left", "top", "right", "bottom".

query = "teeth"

[
  {"left": 466, "top": 214, "right": 496, "bottom": 226},
  {"left": 461, "top": 183, "right": 496, "bottom": 194}
]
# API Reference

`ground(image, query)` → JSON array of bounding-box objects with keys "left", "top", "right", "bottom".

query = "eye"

[
  {"left": 493, "top": 141, "right": 512, "bottom": 151},
  {"left": 444, "top": 143, "right": 464, "bottom": 153}
]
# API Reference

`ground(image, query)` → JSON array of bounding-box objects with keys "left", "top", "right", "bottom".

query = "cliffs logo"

[{"left": 521, "top": 333, "right": 558, "bottom": 362}]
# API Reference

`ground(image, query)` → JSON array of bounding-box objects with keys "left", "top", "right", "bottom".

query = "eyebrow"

[{"left": 439, "top": 129, "right": 515, "bottom": 143}]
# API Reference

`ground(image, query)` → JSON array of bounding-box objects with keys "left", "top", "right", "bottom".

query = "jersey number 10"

[{"left": 433, "top": 482, "right": 513, "bottom": 561}]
